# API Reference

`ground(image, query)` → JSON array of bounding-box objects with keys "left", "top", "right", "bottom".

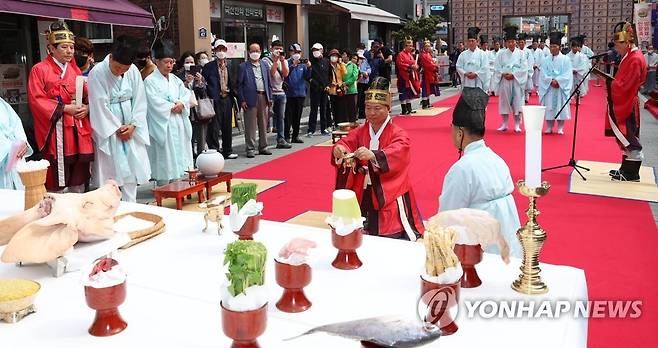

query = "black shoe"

[
  {"left": 276, "top": 141, "right": 292, "bottom": 149},
  {"left": 611, "top": 160, "right": 641, "bottom": 182},
  {"left": 259, "top": 149, "right": 273, "bottom": 155},
  {"left": 291, "top": 138, "right": 304, "bottom": 143},
  {"left": 401, "top": 103, "right": 409, "bottom": 115},
  {"left": 246, "top": 152, "right": 255, "bottom": 158}
]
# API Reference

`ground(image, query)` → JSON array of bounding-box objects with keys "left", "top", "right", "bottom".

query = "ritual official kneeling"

[
  {"left": 331, "top": 77, "right": 425, "bottom": 241},
  {"left": 439, "top": 87, "right": 522, "bottom": 257}
]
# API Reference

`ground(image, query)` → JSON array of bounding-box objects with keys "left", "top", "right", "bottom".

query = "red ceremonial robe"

[
  {"left": 419, "top": 51, "right": 439, "bottom": 89},
  {"left": 331, "top": 121, "right": 425, "bottom": 239},
  {"left": 28, "top": 55, "right": 94, "bottom": 190},
  {"left": 396, "top": 51, "right": 421, "bottom": 97},
  {"left": 606, "top": 47, "right": 645, "bottom": 149}
]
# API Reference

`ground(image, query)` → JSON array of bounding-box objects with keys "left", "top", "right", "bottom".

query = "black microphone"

[{"left": 589, "top": 52, "right": 607, "bottom": 60}]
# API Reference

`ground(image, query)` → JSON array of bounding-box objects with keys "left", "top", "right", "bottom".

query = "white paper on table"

[{"left": 522, "top": 105, "right": 545, "bottom": 188}]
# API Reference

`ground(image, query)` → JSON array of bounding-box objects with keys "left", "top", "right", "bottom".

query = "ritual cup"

[
  {"left": 420, "top": 276, "right": 460, "bottom": 336},
  {"left": 453, "top": 244, "right": 484, "bottom": 288},
  {"left": 274, "top": 260, "right": 312, "bottom": 313},
  {"left": 84, "top": 281, "right": 128, "bottom": 337},
  {"left": 221, "top": 302, "right": 267, "bottom": 348},
  {"left": 331, "top": 228, "right": 363, "bottom": 270},
  {"left": 234, "top": 215, "right": 260, "bottom": 240}
]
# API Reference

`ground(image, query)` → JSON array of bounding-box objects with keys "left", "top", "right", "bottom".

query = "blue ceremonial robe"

[
  {"left": 0, "top": 99, "right": 33, "bottom": 189},
  {"left": 539, "top": 53, "right": 573, "bottom": 120}
]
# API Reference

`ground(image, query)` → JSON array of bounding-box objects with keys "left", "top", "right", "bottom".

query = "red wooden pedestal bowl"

[
  {"left": 274, "top": 260, "right": 312, "bottom": 313},
  {"left": 234, "top": 215, "right": 260, "bottom": 240},
  {"left": 221, "top": 302, "right": 268, "bottom": 348},
  {"left": 453, "top": 244, "right": 484, "bottom": 288},
  {"left": 420, "top": 276, "right": 461, "bottom": 336},
  {"left": 84, "top": 281, "right": 128, "bottom": 337},
  {"left": 331, "top": 227, "right": 363, "bottom": 270}
]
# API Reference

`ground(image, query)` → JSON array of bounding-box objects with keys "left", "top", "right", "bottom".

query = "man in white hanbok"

[
  {"left": 457, "top": 27, "right": 490, "bottom": 93},
  {"left": 567, "top": 37, "right": 590, "bottom": 97},
  {"left": 144, "top": 39, "right": 193, "bottom": 185},
  {"left": 88, "top": 36, "right": 151, "bottom": 202},
  {"left": 0, "top": 98, "right": 32, "bottom": 189},
  {"left": 439, "top": 87, "right": 522, "bottom": 257},
  {"left": 539, "top": 32, "right": 574, "bottom": 135},
  {"left": 488, "top": 38, "right": 503, "bottom": 95},
  {"left": 494, "top": 26, "right": 528, "bottom": 133},
  {"left": 533, "top": 38, "right": 547, "bottom": 93},
  {"left": 517, "top": 34, "right": 535, "bottom": 101}
]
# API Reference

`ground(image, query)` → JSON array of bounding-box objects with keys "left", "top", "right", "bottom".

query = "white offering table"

[{"left": 0, "top": 189, "right": 587, "bottom": 347}]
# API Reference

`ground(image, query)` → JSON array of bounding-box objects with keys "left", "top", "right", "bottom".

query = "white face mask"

[
  {"left": 215, "top": 51, "right": 226, "bottom": 60},
  {"left": 249, "top": 52, "right": 261, "bottom": 61},
  {"left": 184, "top": 63, "right": 193, "bottom": 71},
  {"left": 198, "top": 58, "right": 209, "bottom": 66},
  {"left": 272, "top": 49, "right": 282, "bottom": 56},
  {"left": 312, "top": 51, "right": 322, "bottom": 58},
  {"left": 292, "top": 53, "right": 301, "bottom": 61},
  {"left": 330, "top": 56, "right": 338, "bottom": 63}
]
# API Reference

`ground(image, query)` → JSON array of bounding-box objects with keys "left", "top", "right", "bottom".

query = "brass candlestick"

[{"left": 512, "top": 180, "right": 550, "bottom": 295}]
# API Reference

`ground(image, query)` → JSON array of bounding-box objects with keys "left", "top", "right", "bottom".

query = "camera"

[{"left": 299, "top": 58, "right": 309, "bottom": 64}]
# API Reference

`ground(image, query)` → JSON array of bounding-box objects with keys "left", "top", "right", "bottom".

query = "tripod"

[{"left": 541, "top": 61, "right": 597, "bottom": 181}]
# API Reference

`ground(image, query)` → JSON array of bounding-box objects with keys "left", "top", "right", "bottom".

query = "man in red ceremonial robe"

[
  {"left": 605, "top": 22, "right": 646, "bottom": 182},
  {"left": 331, "top": 77, "right": 425, "bottom": 241},
  {"left": 396, "top": 39, "right": 421, "bottom": 115},
  {"left": 419, "top": 39, "right": 441, "bottom": 109},
  {"left": 28, "top": 22, "right": 94, "bottom": 191}
]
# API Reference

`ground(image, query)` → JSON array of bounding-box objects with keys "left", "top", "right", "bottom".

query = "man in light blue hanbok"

[
  {"left": 494, "top": 26, "right": 528, "bottom": 133},
  {"left": 144, "top": 39, "right": 193, "bottom": 185},
  {"left": 567, "top": 37, "right": 590, "bottom": 97},
  {"left": 88, "top": 36, "right": 151, "bottom": 202},
  {"left": 439, "top": 87, "right": 522, "bottom": 257},
  {"left": 0, "top": 98, "right": 32, "bottom": 189},
  {"left": 539, "top": 32, "right": 574, "bottom": 135},
  {"left": 456, "top": 27, "right": 490, "bottom": 93},
  {"left": 517, "top": 34, "right": 535, "bottom": 101}
]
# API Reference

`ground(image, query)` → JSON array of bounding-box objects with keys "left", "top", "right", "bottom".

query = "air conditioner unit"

[{"left": 302, "top": 0, "right": 320, "bottom": 5}]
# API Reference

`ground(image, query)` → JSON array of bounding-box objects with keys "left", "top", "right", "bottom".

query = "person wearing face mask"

[
  {"left": 202, "top": 38, "right": 239, "bottom": 159},
  {"left": 263, "top": 40, "right": 292, "bottom": 149},
  {"left": 308, "top": 43, "right": 332, "bottom": 136},
  {"left": 87, "top": 35, "right": 151, "bottom": 202},
  {"left": 439, "top": 87, "right": 521, "bottom": 257},
  {"left": 326, "top": 49, "right": 348, "bottom": 125},
  {"left": 237, "top": 43, "right": 273, "bottom": 158},
  {"left": 134, "top": 44, "right": 157, "bottom": 80},
  {"left": 196, "top": 51, "right": 210, "bottom": 67},
  {"left": 144, "top": 38, "right": 193, "bottom": 185},
  {"left": 642, "top": 45, "right": 658, "bottom": 94},
  {"left": 342, "top": 50, "right": 360, "bottom": 122},
  {"left": 74, "top": 37, "right": 95, "bottom": 76},
  {"left": 284, "top": 43, "right": 311, "bottom": 143},
  {"left": 28, "top": 21, "right": 93, "bottom": 193}
]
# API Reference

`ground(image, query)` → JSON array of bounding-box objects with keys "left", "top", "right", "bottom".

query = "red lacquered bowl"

[
  {"left": 330, "top": 227, "right": 363, "bottom": 270},
  {"left": 84, "top": 281, "right": 128, "bottom": 337},
  {"left": 453, "top": 244, "right": 484, "bottom": 288},
  {"left": 234, "top": 215, "right": 260, "bottom": 240},
  {"left": 221, "top": 302, "right": 268, "bottom": 348},
  {"left": 420, "top": 276, "right": 460, "bottom": 336},
  {"left": 274, "top": 259, "right": 312, "bottom": 313}
]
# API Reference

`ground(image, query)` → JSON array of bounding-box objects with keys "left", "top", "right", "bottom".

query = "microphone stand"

[{"left": 541, "top": 59, "right": 598, "bottom": 181}]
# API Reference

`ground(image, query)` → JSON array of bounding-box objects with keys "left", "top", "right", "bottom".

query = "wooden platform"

[{"left": 568, "top": 160, "right": 658, "bottom": 203}]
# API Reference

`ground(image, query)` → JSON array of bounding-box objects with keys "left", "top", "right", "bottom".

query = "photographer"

[
  {"left": 263, "top": 40, "right": 291, "bottom": 149},
  {"left": 364, "top": 39, "right": 384, "bottom": 81},
  {"left": 284, "top": 43, "right": 311, "bottom": 143},
  {"left": 175, "top": 51, "right": 207, "bottom": 157}
]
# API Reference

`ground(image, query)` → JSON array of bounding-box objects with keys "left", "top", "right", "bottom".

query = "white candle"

[
  {"left": 521, "top": 106, "right": 546, "bottom": 188},
  {"left": 75, "top": 75, "right": 84, "bottom": 106}
]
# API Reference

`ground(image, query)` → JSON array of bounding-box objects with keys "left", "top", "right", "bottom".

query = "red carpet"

[{"left": 237, "top": 83, "right": 658, "bottom": 347}]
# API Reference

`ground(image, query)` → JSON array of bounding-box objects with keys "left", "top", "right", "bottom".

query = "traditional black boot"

[
  {"left": 609, "top": 155, "right": 628, "bottom": 176},
  {"left": 611, "top": 160, "right": 641, "bottom": 182},
  {"left": 401, "top": 103, "right": 409, "bottom": 115},
  {"left": 421, "top": 99, "right": 429, "bottom": 109},
  {"left": 408, "top": 103, "right": 416, "bottom": 114}
]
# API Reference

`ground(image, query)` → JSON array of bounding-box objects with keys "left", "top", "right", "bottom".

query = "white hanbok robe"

[
  {"left": 520, "top": 48, "right": 535, "bottom": 94},
  {"left": 439, "top": 140, "right": 522, "bottom": 257},
  {"left": 144, "top": 69, "right": 193, "bottom": 181},
  {"left": 494, "top": 48, "right": 528, "bottom": 115},
  {"left": 539, "top": 53, "right": 573, "bottom": 121},
  {"left": 456, "top": 48, "right": 490, "bottom": 92},
  {"left": 542, "top": 46, "right": 550, "bottom": 57},
  {"left": 488, "top": 49, "right": 502, "bottom": 93},
  {"left": 0, "top": 99, "right": 33, "bottom": 189},
  {"left": 88, "top": 56, "right": 151, "bottom": 189},
  {"left": 532, "top": 48, "right": 546, "bottom": 88},
  {"left": 485, "top": 50, "right": 497, "bottom": 93},
  {"left": 567, "top": 51, "right": 589, "bottom": 97}
]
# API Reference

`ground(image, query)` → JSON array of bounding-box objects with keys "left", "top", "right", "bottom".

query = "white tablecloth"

[{"left": 0, "top": 189, "right": 588, "bottom": 347}]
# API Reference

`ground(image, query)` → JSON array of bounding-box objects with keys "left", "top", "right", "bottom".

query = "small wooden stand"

[
  {"left": 153, "top": 181, "right": 206, "bottom": 210},
  {"left": 197, "top": 172, "right": 233, "bottom": 200}
]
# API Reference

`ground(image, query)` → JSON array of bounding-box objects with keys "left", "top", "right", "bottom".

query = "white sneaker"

[
  {"left": 306, "top": 132, "right": 314, "bottom": 137},
  {"left": 557, "top": 129, "right": 564, "bottom": 135},
  {"left": 497, "top": 125, "right": 508, "bottom": 132},
  {"left": 226, "top": 153, "right": 238, "bottom": 159},
  {"left": 514, "top": 126, "right": 522, "bottom": 133},
  {"left": 544, "top": 129, "right": 553, "bottom": 134}
]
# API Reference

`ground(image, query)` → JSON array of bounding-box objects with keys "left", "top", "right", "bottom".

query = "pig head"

[{"left": 0, "top": 181, "right": 122, "bottom": 263}]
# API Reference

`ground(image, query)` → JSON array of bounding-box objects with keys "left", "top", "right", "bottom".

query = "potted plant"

[
  {"left": 229, "top": 183, "right": 262, "bottom": 240},
  {"left": 221, "top": 240, "right": 268, "bottom": 347},
  {"left": 325, "top": 189, "right": 365, "bottom": 270},
  {"left": 420, "top": 216, "right": 463, "bottom": 336},
  {"left": 275, "top": 238, "right": 317, "bottom": 313}
]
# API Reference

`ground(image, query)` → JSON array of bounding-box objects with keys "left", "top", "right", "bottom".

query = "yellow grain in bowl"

[{"left": 0, "top": 279, "right": 40, "bottom": 303}]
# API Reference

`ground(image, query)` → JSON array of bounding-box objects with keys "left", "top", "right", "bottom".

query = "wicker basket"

[
  {"left": 113, "top": 212, "right": 165, "bottom": 249},
  {"left": 17, "top": 168, "right": 48, "bottom": 210}
]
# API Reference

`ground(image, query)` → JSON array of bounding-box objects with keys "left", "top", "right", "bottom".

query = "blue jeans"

[{"left": 272, "top": 94, "right": 287, "bottom": 142}]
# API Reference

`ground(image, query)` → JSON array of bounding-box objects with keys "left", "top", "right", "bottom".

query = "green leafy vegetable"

[
  {"left": 223, "top": 240, "right": 267, "bottom": 297},
  {"left": 231, "top": 183, "right": 258, "bottom": 210}
]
